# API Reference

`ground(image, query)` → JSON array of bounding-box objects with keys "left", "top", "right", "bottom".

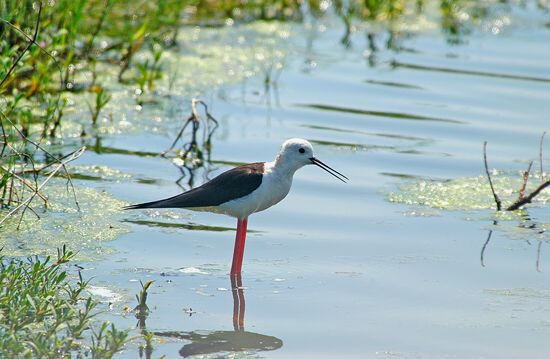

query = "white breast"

[{"left": 216, "top": 161, "right": 293, "bottom": 219}]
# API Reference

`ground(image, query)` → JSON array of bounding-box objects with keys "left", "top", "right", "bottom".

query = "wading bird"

[{"left": 125, "top": 138, "right": 348, "bottom": 275}]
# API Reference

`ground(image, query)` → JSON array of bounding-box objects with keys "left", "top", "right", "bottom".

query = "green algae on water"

[
  {"left": 0, "top": 180, "right": 129, "bottom": 260},
  {"left": 388, "top": 171, "right": 550, "bottom": 211},
  {"left": 389, "top": 172, "right": 550, "bottom": 242}
]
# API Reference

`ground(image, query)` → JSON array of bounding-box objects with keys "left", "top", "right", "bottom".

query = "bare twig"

[
  {"left": 6, "top": 168, "right": 48, "bottom": 204},
  {"left": 518, "top": 161, "right": 533, "bottom": 200},
  {"left": 190, "top": 98, "right": 201, "bottom": 120},
  {"left": 0, "top": 116, "right": 6, "bottom": 157},
  {"left": 506, "top": 180, "right": 550, "bottom": 211},
  {"left": 2, "top": 143, "right": 42, "bottom": 206},
  {"left": 197, "top": 99, "right": 219, "bottom": 141},
  {"left": 0, "top": 147, "right": 86, "bottom": 227},
  {"left": 160, "top": 98, "right": 218, "bottom": 158},
  {"left": 0, "top": 113, "right": 81, "bottom": 211},
  {"left": 484, "top": 133, "right": 549, "bottom": 211},
  {"left": 160, "top": 115, "right": 194, "bottom": 156},
  {"left": 541, "top": 131, "right": 546, "bottom": 183},
  {"left": 483, "top": 141, "right": 502, "bottom": 211}
]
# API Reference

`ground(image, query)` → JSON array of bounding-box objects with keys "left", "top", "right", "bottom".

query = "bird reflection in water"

[{"left": 155, "top": 274, "right": 283, "bottom": 358}]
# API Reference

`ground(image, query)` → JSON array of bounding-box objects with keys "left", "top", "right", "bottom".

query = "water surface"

[{"left": 7, "top": 3, "right": 550, "bottom": 358}]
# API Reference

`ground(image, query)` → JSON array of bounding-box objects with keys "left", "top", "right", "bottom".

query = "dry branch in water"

[
  {"left": 161, "top": 98, "right": 219, "bottom": 160},
  {"left": 518, "top": 161, "right": 533, "bottom": 200},
  {"left": 160, "top": 98, "right": 220, "bottom": 189},
  {"left": 483, "top": 141, "right": 502, "bottom": 211},
  {"left": 484, "top": 133, "right": 550, "bottom": 211},
  {"left": 0, "top": 147, "right": 86, "bottom": 228},
  {"left": 507, "top": 180, "right": 550, "bottom": 211},
  {"left": 540, "top": 131, "right": 546, "bottom": 183}
]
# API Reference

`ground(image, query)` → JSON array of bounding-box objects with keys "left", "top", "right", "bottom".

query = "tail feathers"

[
  {"left": 123, "top": 198, "right": 173, "bottom": 210},
  {"left": 123, "top": 203, "right": 146, "bottom": 210},
  {"left": 123, "top": 191, "right": 196, "bottom": 210}
]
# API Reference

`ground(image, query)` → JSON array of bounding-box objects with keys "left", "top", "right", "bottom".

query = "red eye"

[{"left": 299, "top": 148, "right": 305, "bottom": 153}]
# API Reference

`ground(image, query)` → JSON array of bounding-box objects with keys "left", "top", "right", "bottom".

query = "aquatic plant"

[
  {"left": 134, "top": 279, "right": 154, "bottom": 321},
  {"left": 138, "top": 330, "right": 156, "bottom": 359},
  {"left": 87, "top": 86, "right": 111, "bottom": 125},
  {"left": 0, "top": 246, "right": 130, "bottom": 357}
]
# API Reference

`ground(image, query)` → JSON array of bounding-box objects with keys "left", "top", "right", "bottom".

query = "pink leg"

[{"left": 230, "top": 217, "right": 248, "bottom": 275}]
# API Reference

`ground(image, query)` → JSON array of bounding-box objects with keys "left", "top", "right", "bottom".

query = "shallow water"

[{"left": 6, "top": 3, "right": 550, "bottom": 358}]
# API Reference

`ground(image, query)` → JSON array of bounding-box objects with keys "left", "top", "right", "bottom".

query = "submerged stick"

[{"left": 483, "top": 141, "right": 502, "bottom": 211}]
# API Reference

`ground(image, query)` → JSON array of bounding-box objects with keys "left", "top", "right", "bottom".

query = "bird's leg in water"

[
  {"left": 231, "top": 217, "right": 248, "bottom": 275},
  {"left": 231, "top": 273, "right": 245, "bottom": 331}
]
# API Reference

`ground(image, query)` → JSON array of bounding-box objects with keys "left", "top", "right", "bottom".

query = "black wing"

[{"left": 124, "top": 162, "right": 264, "bottom": 209}]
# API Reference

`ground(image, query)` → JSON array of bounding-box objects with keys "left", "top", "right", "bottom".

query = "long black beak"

[{"left": 310, "top": 157, "right": 349, "bottom": 183}]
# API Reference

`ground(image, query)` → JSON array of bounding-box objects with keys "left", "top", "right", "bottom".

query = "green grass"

[{"left": 0, "top": 246, "right": 129, "bottom": 358}]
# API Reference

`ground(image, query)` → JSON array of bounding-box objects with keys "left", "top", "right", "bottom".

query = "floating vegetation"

[
  {"left": 163, "top": 21, "right": 289, "bottom": 93},
  {"left": 0, "top": 179, "right": 129, "bottom": 259},
  {"left": 388, "top": 171, "right": 550, "bottom": 212}
]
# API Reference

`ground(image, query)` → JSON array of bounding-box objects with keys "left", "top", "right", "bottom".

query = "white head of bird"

[
  {"left": 275, "top": 138, "right": 314, "bottom": 171},
  {"left": 274, "top": 138, "right": 348, "bottom": 182}
]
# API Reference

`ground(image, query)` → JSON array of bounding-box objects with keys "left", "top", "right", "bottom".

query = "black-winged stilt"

[{"left": 125, "top": 138, "right": 348, "bottom": 275}]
